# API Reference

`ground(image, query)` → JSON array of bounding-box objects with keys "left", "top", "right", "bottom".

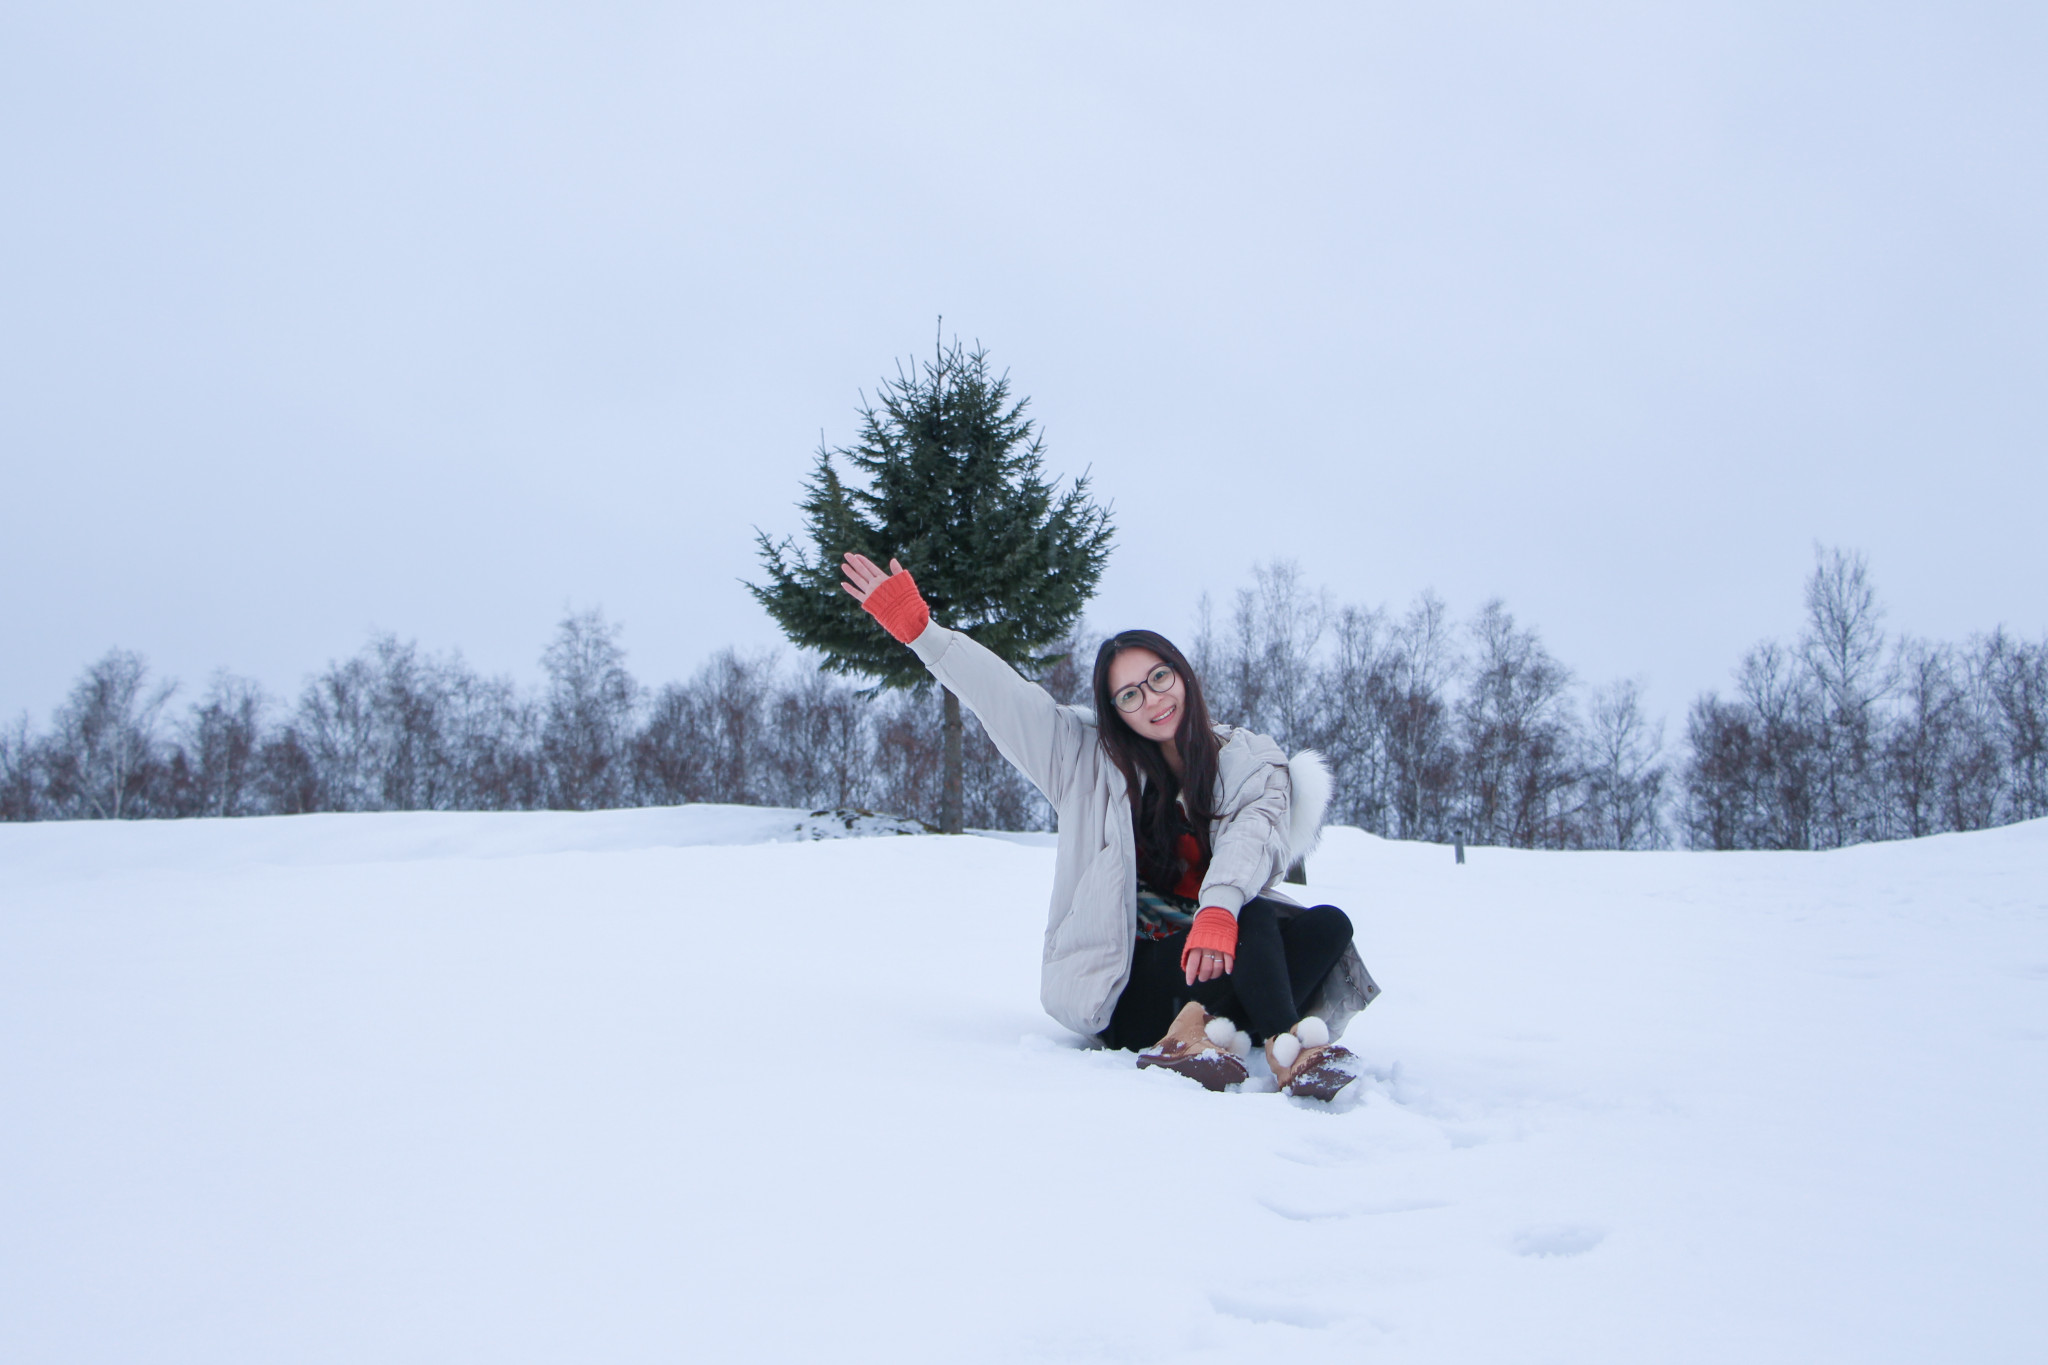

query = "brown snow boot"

[
  {"left": 1136, "top": 1001, "right": 1251, "bottom": 1092},
  {"left": 1264, "top": 1016, "right": 1359, "bottom": 1102}
]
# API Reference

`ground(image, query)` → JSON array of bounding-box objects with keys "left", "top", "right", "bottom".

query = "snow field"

[{"left": 2, "top": 810, "right": 2044, "bottom": 1362}]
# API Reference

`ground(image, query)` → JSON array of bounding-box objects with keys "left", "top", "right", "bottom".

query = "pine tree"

[{"left": 751, "top": 336, "right": 1113, "bottom": 833}]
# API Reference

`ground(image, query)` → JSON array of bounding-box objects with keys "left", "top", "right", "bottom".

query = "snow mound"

[
  {"left": 0, "top": 802, "right": 940, "bottom": 887},
  {"left": 791, "top": 806, "right": 933, "bottom": 840}
]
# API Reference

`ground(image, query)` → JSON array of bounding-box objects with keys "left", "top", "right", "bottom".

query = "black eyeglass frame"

[{"left": 1111, "top": 663, "right": 1179, "bottom": 714}]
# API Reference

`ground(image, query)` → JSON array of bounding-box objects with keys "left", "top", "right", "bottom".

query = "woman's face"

[{"left": 1107, "top": 646, "right": 1185, "bottom": 746}]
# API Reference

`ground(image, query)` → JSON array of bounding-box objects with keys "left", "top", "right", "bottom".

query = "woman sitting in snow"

[{"left": 840, "top": 552, "right": 1378, "bottom": 1098}]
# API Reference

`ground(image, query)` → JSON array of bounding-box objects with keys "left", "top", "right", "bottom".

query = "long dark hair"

[{"left": 1091, "top": 630, "right": 1222, "bottom": 887}]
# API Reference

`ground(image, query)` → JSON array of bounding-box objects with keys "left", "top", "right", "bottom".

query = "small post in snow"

[{"left": 1454, "top": 829, "right": 1465, "bottom": 865}]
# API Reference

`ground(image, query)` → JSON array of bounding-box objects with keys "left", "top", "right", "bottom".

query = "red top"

[
  {"left": 1170, "top": 830, "right": 1238, "bottom": 968},
  {"left": 1170, "top": 832, "right": 1207, "bottom": 900}
]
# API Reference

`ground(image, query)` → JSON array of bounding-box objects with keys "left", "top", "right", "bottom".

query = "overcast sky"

[{"left": 4, "top": 1, "right": 2043, "bottom": 734}]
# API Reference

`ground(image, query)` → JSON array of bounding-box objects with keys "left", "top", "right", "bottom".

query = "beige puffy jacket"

[{"left": 908, "top": 622, "right": 1379, "bottom": 1040}]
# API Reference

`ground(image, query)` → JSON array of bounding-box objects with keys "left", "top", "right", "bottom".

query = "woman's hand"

[
  {"left": 839, "top": 552, "right": 902, "bottom": 605},
  {"left": 1184, "top": 946, "right": 1235, "bottom": 986},
  {"left": 842, "top": 552, "right": 930, "bottom": 643},
  {"left": 1181, "top": 907, "right": 1239, "bottom": 985}
]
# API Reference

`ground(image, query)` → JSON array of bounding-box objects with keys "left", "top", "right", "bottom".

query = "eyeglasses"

[{"left": 1112, "top": 663, "right": 1179, "bottom": 713}]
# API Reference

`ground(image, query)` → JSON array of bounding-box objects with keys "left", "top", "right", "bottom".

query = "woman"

[{"left": 841, "top": 552, "right": 1378, "bottom": 1098}]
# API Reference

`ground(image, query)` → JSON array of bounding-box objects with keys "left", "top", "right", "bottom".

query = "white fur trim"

[
  {"left": 1229, "top": 1029, "right": 1252, "bottom": 1058},
  {"left": 1270, "top": 1033, "right": 1302, "bottom": 1069},
  {"left": 1296, "top": 1016, "right": 1331, "bottom": 1049},
  {"left": 1286, "top": 750, "right": 1332, "bottom": 865},
  {"left": 1204, "top": 1016, "right": 1238, "bottom": 1047}
]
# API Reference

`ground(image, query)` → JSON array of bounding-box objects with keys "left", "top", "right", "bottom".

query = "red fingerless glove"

[
  {"left": 1181, "top": 906, "right": 1239, "bottom": 971},
  {"left": 861, "top": 570, "right": 931, "bottom": 644}
]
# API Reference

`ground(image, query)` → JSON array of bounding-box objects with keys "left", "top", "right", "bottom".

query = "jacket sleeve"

[
  {"left": 1199, "top": 743, "right": 1292, "bottom": 917},
  {"left": 908, "top": 623, "right": 1092, "bottom": 807}
]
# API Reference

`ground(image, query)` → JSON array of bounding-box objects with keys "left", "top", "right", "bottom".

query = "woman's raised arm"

[{"left": 838, "top": 551, "right": 1086, "bottom": 803}]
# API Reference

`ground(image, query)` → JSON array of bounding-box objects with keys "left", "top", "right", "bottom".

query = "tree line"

[
  {"left": 4, "top": 550, "right": 2042, "bottom": 850},
  {"left": 1187, "top": 561, "right": 1670, "bottom": 850},
  {"left": 1188, "top": 550, "right": 2045, "bottom": 851},
  {"left": 1679, "top": 548, "right": 2047, "bottom": 849},
  {"left": 0, "top": 609, "right": 1061, "bottom": 832}
]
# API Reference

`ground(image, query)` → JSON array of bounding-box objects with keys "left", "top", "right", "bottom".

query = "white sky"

[{"left": 4, "top": 1, "right": 2043, "bottom": 733}]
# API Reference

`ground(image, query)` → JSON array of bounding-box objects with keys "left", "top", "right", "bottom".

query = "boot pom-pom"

[
  {"left": 1204, "top": 1016, "right": 1238, "bottom": 1048},
  {"left": 1296, "top": 1016, "right": 1331, "bottom": 1049},
  {"left": 1270, "top": 1032, "right": 1302, "bottom": 1069},
  {"left": 1228, "top": 1029, "right": 1252, "bottom": 1058}
]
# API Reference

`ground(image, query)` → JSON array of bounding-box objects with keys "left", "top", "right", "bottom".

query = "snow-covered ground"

[{"left": 3, "top": 809, "right": 2044, "bottom": 1363}]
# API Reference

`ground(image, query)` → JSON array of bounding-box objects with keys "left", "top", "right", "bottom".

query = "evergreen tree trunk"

[{"left": 942, "top": 688, "right": 964, "bottom": 834}]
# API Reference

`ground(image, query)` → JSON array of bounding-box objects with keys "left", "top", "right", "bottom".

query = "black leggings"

[{"left": 1102, "top": 898, "right": 1353, "bottom": 1050}]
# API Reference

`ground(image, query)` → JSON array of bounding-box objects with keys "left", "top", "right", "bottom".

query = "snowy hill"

[{"left": 3, "top": 809, "right": 2044, "bottom": 1363}]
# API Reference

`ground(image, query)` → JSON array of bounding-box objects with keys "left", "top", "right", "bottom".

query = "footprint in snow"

[
  {"left": 1259, "top": 1195, "right": 1449, "bottom": 1222},
  {"left": 1512, "top": 1224, "right": 1606, "bottom": 1258},
  {"left": 1210, "top": 1292, "right": 1338, "bottom": 1330}
]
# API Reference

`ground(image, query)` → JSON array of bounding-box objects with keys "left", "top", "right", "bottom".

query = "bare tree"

[
  {"left": 178, "top": 672, "right": 269, "bottom": 817},
  {"left": 257, "top": 726, "right": 322, "bottom": 815},
  {"left": 1580, "top": 679, "right": 1667, "bottom": 849},
  {"left": 1219, "top": 560, "right": 1328, "bottom": 753},
  {"left": 1385, "top": 591, "right": 1461, "bottom": 842},
  {"left": 1800, "top": 546, "right": 1889, "bottom": 846},
  {"left": 867, "top": 687, "right": 945, "bottom": 826},
  {"left": 1, "top": 713, "right": 42, "bottom": 821},
  {"left": 1982, "top": 629, "right": 2048, "bottom": 821},
  {"left": 296, "top": 652, "right": 380, "bottom": 811},
  {"left": 961, "top": 717, "right": 1051, "bottom": 830},
  {"left": 443, "top": 668, "right": 539, "bottom": 811},
  {"left": 1036, "top": 627, "right": 1099, "bottom": 707},
  {"left": 1459, "top": 601, "right": 1577, "bottom": 847},
  {"left": 367, "top": 638, "right": 457, "bottom": 811},
  {"left": 1312, "top": 603, "right": 1398, "bottom": 833},
  {"left": 633, "top": 681, "right": 713, "bottom": 806},
  {"left": 762, "top": 664, "right": 871, "bottom": 810},
  {"left": 632, "top": 649, "right": 780, "bottom": 808},
  {"left": 42, "top": 651, "right": 176, "bottom": 819},
  {"left": 1189, "top": 592, "right": 1230, "bottom": 719},
  {"left": 1882, "top": 639, "right": 1957, "bottom": 838},
  {"left": 1878, "top": 637, "right": 2013, "bottom": 839},
  {"left": 541, "top": 609, "right": 639, "bottom": 810},
  {"left": 695, "top": 650, "right": 773, "bottom": 804},
  {"left": 1680, "top": 693, "right": 1761, "bottom": 850},
  {"left": 1734, "top": 640, "right": 1822, "bottom": 848},
  {"left": 1938, "top": 644, "right": 2006, "bottom": 832}
]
